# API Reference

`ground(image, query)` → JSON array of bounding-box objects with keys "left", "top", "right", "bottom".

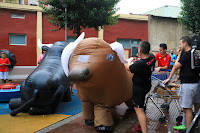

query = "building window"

[
  {"left": 28, "top": 0, "right": 39, "bottom": 6},
  {"left": 11, "top": 13, "right": 25, "bottom": 19},
  {"left": 4, "top": 0, "right": 23, "bottom": 4},
  {"left": 9, "top": 34, "right": 27, "bottom": 46},
  {"left": 117, "top": 38, "right": 140, "bottom": 56}
]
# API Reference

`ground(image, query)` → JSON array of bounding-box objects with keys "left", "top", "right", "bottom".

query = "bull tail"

[{"left": 10, "top": 89, "right": 39, "bottom": 116}]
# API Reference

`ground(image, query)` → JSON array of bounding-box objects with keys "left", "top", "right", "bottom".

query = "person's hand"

[
  {"left": 162, "top": 78, "right": 170, "bottom": 85},
  {"left": 177, "top": 49, "right": 182, "bottom": 56},
  {"left": 125, "top": 59, "right": 128, "bottom": 64},
  {"left": 154, "top": 67, "right": 160, "bottom": 72},
  {"left": 126, "top": 59, "right": 132, "bottom": 64},
  {"left": 172, "top": 77, "right": 179, "bottom": 83},
  {"left": 2, "top": 63, "right": 6, "bottom": 65}
]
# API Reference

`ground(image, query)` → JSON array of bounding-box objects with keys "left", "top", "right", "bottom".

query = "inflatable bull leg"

[
  {"left": 51, "top": 85, "right": 70, "bottom": 108},
  {"left": 10, "top": 89, "right": 39, "bottom": 116},
  {"left": 94, "top": 104, "right": 114, "bottom": 132},
  {"left": 9, "top": 98, "right": 23, "bottom": 111},
  {"left": 29, "top": 106, "right": 52, "bottom": 115},
  {"left": 82, "top": 102, "right": 94, "bottom": 125},
  {"left": 62, "top": 86, "right": 71, "bottom": 102},
  {"left": 28, "top": 85, "right": 70, "bottom": 115}
]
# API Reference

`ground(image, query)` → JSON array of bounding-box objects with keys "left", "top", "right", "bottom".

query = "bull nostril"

[
  {"left": 84, "top": 68, "right": 90, "bottom": 76},
  {"left": 80, "top": 68, "right": 90, "bottom": 77}
]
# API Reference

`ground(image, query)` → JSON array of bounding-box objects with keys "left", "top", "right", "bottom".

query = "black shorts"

[{"left": 132, "top": 86, "right": 150, "bottom": 108}]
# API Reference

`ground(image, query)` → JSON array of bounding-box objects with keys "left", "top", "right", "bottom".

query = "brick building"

[{"left": 0, "top": 0, "right": 148, "bottom": 79}]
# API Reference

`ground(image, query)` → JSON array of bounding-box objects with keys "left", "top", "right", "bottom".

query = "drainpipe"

[{"left": 165, "top": 5, "right": 168, "bottom": 17}]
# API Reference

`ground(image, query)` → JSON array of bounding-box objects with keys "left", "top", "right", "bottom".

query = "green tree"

[
  {"left": 178, "top": 0, "right": 200, "bottom": 34},
  {"left": 40, "top": 0, "right": 120, "bottom": 37}
]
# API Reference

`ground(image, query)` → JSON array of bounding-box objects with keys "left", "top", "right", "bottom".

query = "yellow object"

[{"left": 0, "top": 113, "right": 70, "bottom": 133}]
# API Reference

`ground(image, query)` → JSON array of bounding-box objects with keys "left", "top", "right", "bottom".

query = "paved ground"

[
  {"left": 2, "top": 79, "right": 199, "bottom": 133},
  {"left": 36, "top": 97, "right": 196, "bottom": 133}
]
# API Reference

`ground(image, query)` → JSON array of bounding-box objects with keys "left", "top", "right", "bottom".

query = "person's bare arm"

[
  {"left": 155, "top": 66, "right": 169, "bottom": 71},
  {"left": 125, "top": 60, "right": 131, "bottom": 71},
  {"left": 3, "top": 63, "right": 10, "bottom": 66}
]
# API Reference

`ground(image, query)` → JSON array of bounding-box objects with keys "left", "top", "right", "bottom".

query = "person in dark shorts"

[
  {"left": 125, "top": 41, "right": 156, "bottom": 133},
  {"left": 163, "top": 36, "right": 200, "bottom": 130}
]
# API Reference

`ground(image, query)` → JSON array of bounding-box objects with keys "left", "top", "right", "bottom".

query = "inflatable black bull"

[{"left": 9, "top": 34, "right": 85, "bottom": 116}]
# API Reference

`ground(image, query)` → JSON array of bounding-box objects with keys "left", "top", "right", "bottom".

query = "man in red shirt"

[
  {"left": 155, "top": 43, "right": 171, "bottom": 108},
  {"left": 155, "top": 43, "right": 171, "bottom": 71},
  {"left": 0, "top": 52, "right": 11, "bottom": 84}
]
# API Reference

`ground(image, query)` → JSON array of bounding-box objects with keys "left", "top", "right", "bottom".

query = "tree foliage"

[
  {"left": 40, "top": 0, "right": 120, "bottom": 37},
  {"left": 178, "top": 0, "right": 200, "bottom": 34}
]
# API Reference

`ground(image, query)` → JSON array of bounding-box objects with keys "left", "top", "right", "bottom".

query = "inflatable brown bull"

[{"left": 61, "top": 37, "right": 134, "bottom": 132}]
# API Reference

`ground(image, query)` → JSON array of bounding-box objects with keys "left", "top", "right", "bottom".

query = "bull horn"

[
  {"left": 109, "top": 42, "right": 126, "bottom": 64},
  {"left": 37, "top": 39, "right": 53, "bottom": 49},
  {"left": 61, "top": 32, "right": 85, "bottom": 76}
]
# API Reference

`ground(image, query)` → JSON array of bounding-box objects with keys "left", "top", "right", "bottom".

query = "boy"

[
  {"left": 0, "top": 52, "right": 11, "bottom": 84},
  {"left": 125, "top": 41, "right": 156, "bottom": 133}
]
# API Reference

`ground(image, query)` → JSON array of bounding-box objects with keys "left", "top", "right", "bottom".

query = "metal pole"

[
  {"left": 65, "top": 7, "right": 67, "bottom": 41},
  {"left": 59, "top": 0, "right": 67, "bottom": 41}
]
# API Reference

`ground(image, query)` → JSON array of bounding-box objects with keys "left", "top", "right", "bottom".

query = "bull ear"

[
  {"left": 110, "top": 42, "right": 126, "bottom": 64},
  {"left": 37, "top": 39, "right": 53, "bottom": 49},
  {"left": 61, "top": 32, "right": 85, "bottom": 76}
]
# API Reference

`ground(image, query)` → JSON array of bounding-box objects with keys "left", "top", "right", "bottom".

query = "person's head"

[
  {"left": 138, "top": 41, "right": 150, "bottom": 56},
  {"left": 42, "top": 46, "right": 49, "bottom": 54},
  {"left": 159, "top": 43, "right": 167, "bottom": 56},
  {"left": 1, "top": 52, "right": 6, "bottom": 58},
  {"left": 179, "top": 36, "right": 191, "bottom": 51},
  {"left": 170, "top": 50, "right": 173, "bottom": 55},
  {"left": 131, "top": 54, "right": 138, "bottom": 63}
]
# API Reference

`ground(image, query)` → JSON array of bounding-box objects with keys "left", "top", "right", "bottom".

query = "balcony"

[
  {"left": 3, "top": 0, "right": 39, "bottom": 6},
  {"left": 4, "top": 0, "right": 23, "bottom": 4}
]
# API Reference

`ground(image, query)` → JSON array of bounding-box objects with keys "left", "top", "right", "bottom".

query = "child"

[
  {"left": 0, "top": 52, "right": 11, "bottom": 84},
  {"left": 38, "top": 46, "right": 49, "bottom": 64},
  {"left": 125, "top": 41, "right": 156, "bottom": 133}
]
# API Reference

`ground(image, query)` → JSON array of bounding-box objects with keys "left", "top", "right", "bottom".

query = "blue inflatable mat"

[{"left": 0, "top": 89, "right": 82, "bottom": 116}]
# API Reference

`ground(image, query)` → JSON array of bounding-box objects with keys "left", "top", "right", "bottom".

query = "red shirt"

[
  {"left": 0, "top": 58, "right": 11, "bottom": 72},
  {"left": 155, "top": 52, "right": 171, "bottom": 69}
]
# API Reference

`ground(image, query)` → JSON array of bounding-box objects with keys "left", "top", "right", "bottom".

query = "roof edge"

[
  {"left": 115, "top": 14, "right": 148, "bottom": 21},
  {"left": 0, "top": 3, "right": 43, "bottom": 12}
]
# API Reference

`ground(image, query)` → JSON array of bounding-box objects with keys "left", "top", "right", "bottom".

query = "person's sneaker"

[
  {"left": 173, "top": 124, "right": 186, "bottom": 130},
  {"left": 135, "top": 124, "right": 142, "bottom": 131}
]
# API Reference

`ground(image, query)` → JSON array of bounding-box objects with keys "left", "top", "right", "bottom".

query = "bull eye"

[
  {"left": 106, "top": 54, "right": 114, "bottom": 61},
  {"left": 78, "top": 55, "right": 90, "bottom": 62}
]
